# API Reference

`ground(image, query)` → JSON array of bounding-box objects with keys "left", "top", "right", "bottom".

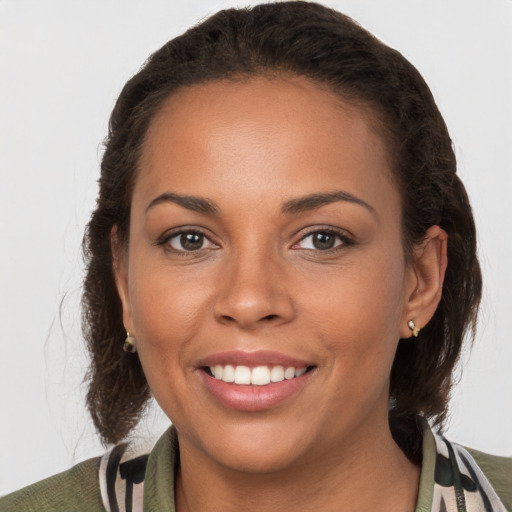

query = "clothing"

[{"left": 1, "top": 421, "right": 510, "bottom": 512}]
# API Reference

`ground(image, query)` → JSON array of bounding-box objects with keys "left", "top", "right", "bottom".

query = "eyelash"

[
  {"left": 293, "top": 226, "right": 355, "bottom": 254},
  {"left": 156, "top": 226, "right": 354, "bottom": 256},
  {"left": 156, "top": 228, "right": 218, "bottom": 256}
]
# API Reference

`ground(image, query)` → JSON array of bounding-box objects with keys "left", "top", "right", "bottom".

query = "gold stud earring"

[
  {"left": 407, "top": 320, "right": 420, "bottom": 337},
  {"left": 123, "top": 332, "right": 137, "bottom": 353}
]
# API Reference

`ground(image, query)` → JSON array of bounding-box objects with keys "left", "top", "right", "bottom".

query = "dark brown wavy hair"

[{"left": 83, "top": 1, "right": 482, "bottom": 447}]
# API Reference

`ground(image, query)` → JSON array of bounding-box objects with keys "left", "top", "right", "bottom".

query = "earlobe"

[
  {"left": 111, "top": 226, "right": 134, "bottom": 334},
  {"left": 401, "top": 225, "right": 448, "bottom": 339}
]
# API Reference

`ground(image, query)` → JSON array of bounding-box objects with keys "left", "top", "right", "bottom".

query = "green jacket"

[{"left": 1, "top": 424, "right": 510, "bottom": 511}]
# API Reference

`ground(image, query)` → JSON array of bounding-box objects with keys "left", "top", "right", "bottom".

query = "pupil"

[
  {"left": 181, "top": 233, "right": 203, "bottom": 250},
  {"left": 313, "top": 232, "right": 334, "bottom": 250}
]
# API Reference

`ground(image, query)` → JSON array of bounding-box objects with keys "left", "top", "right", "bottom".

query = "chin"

[
  {"left": 208, "top": 441, "right": 306, "bottom": 475},
  {"left": 183, "top": 417, "right": 316, "bottom": 474}
]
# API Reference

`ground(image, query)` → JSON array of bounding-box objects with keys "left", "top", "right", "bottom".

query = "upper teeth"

[{"left": 209, "top": 365, "right": 307, "bottom": 386}]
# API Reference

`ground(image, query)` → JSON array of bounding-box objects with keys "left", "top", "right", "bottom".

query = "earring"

[
  {"left": 407, "top": 320, "right": 420, "bottom": 337},
  {"left": 123, "top": 332, "right": 137, "bottom": 353}
]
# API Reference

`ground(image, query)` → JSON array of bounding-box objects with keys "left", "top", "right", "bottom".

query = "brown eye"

[
  {"left": 168, "top": 231, "right": 215, "bottom": 251},
  {"left": 295, "top": 230, "right": 347, "bottom": 251},
  {"left": 311, "top": 232, "right": 336, "bottom": 250}
]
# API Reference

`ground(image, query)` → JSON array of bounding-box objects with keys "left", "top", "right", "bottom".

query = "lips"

[{"left": 196, "top": 350, "right": 316, "bottom": 411}]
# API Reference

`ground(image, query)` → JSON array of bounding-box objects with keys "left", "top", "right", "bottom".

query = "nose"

[{"left": 213, "top": 249, "right": 295, "bottom": 330}]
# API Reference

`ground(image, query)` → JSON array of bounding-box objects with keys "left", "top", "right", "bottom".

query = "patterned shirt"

[
  {"left": 1, "top": 419, "right": 510, "bottom": 511},
  {"left": 99, "top": 421, "right": 510, "bottom": 512}
]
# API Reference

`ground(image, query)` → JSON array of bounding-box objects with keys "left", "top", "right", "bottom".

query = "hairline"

[{"left": 128, "top": 71, "right": 409, "bottom": 260}]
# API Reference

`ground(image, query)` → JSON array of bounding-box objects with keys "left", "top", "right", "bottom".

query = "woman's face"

[{"left": 116, "top": 76, "right": 421, "bottom": 472}]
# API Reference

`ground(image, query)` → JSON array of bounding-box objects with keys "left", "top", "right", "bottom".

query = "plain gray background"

[{"left": 1, "top": 0, "right": 511, "bottom": 495}]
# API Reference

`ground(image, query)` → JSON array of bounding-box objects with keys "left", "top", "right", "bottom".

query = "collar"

[
  {"left": 416, "top": 418, "right": 507, "bottom": 511},
  {"left": 100, "top": 420, "right": 507, "bottom": 512}
]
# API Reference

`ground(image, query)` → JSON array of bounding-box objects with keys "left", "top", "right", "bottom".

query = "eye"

[
  {"left": 165, "top": 231, "right": 218, "bottom": 252},
  {"left": 294, "top": 230, "right": 350, "bottom": 251}
]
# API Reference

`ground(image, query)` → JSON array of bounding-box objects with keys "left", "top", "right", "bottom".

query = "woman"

[{"left": 1, "top": 2, "right": 510, "bottom": 511}]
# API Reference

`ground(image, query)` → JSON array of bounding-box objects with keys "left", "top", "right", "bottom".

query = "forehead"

[{"left": 136, "top": 76, "right": 398, "bottom": 214}]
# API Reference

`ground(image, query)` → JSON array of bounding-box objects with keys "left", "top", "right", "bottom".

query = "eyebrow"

[
  {"left": 146, "top": 192, "right": 220, "bottom": 215},
  {"left": 281, "top": 191, "right": 377, "bottom": 217},
  {"left": 145, "top": 190, "right": 376, "bottom": 217}
]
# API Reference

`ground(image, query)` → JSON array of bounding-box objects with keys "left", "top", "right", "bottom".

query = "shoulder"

[
  {"left": 419, "top": 418, "right": 512, "bottom": 511},
  {"left": 467, "top": 447, "right": 512, "bottom": 511},
  {"left": 0, "top": 430, "right": 170, "bottom": 512},
  {"left": 0, "top": 456, "right": 105, "bottom": 512}
]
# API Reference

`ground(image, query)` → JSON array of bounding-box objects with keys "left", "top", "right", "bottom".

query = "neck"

[{"left": 175, "top": 416, "right": 421, "bottom": 512}]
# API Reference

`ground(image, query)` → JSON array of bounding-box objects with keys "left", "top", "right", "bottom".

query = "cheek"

[
  {"left": 299, "top": 247, "right": 406, "bottom": 380},
  {"left": 128, "top": 247, "right": 211, "bottom": 332},
  {"left": 126, "top": 259, "right": 206, "bottom": 375},
  {"left": 127, "top": 271, "right": 204, "bottom": 418},
  {"left": 302, "top": 252, "right": 406, "bottom": 334}
]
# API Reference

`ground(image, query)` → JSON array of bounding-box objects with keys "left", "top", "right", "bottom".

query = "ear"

[
  {"left": 111, "top": 226, "right": 135, "bottom": 335},
  {"left": 400, "top": 225, "right": 448, "bottom": 338}
]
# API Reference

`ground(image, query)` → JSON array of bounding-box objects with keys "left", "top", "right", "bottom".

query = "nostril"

[
  {"left": 219, "top": 313, "right": 279, "bottom": 326},
  {"left": 220, "top": 315, "right": 237, "bottom": 323}
]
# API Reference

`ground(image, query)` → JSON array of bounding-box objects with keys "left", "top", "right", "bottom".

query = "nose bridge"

[{"left": 213, "top": 241, "right": 294, "bottom": 328}]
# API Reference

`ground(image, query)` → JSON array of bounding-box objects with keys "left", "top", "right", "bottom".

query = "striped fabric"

[
  {"left": 97, "top": 423, "right": 508, "bottom": 512},
  {"left": 99, "top": 443, "right": 148, "bottom": 512}
]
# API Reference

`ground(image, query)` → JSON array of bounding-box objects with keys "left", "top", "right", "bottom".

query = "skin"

[{"left": 114, "top": 76, "right": 447, "bottom": 512}]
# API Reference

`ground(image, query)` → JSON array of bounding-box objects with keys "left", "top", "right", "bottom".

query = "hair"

[{"left": 82, "top": 1, "right": 482, "bottom": 450}]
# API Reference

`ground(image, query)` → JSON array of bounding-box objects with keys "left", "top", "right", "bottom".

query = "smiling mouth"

[{"left": 203, "top": 364, "right": 316, "bottom": 386}]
